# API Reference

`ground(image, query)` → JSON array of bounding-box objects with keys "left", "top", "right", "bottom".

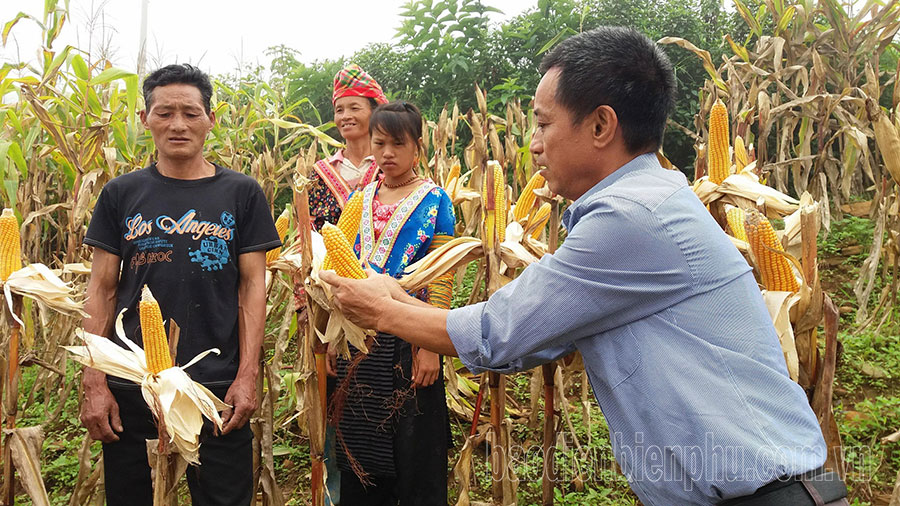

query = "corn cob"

[
  {"left": 0, "top": 208, "right": 21, "bottom": 282},
  {"left": 426, "top": 234, "right": 454, "bottom": 309},
  {"left": 445, "top": 162, "right": 461, "bottom": 187},
  {"left": 708, "top": 98, "right": 730, "bottom": 184},
  {"left": 528, "top": 202, "right": 551, "bottom": 239},
  {"left": 491, "top": 161, "right": 507, "bottom": 242},
  {"left": 140, "top": 285, "right": 173, "bottom": 374},
  {"left": 322, "top": 192, "right": 364, "bottom": 271},
  {"left": 482, "top": 165, "right": 496, "bottom": 247},
  {"left": 744, "top": 209, "right": 799, "bottom": 292},
  {"left": 337, "top": 192, "right": 364, "bottom": 242},
  {"left": 725, "top": 206, "right": 747, "bottom": 242},
  {"left": 733, "top": 135, "right": 749, "bottom": 172},
  {"left": 266, "top": 206, "right": 291, "bottom": 264},
  {"left": 514, "top": 172, "right": 545, "bottom": 223},
  {"left": 322, "top": 223, "right": 366, "bottom": 279}
]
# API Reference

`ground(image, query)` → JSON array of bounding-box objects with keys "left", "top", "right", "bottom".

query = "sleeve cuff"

[
  {"left": 83, "top": 237, "right": 121, "bottom": 256},
  {"left": 447, "top": 302, "right": 488, "bottom": 374},
  {"left": 238, "top": 239, "right": 282, "bottom": 254}
]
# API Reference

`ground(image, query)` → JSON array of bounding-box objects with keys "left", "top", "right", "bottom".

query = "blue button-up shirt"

[{"left": 447, "top": 153, "right": 826, "bottom": 505}]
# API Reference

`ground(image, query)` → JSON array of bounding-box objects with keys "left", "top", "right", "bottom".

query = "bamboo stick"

[{"left": 292, "top": 152, "right": 326, "bottom": 506}]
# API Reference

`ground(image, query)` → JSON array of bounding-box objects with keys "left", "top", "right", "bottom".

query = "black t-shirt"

[{"left": 84, "top": 163, "right": 281, "bottom": 386}]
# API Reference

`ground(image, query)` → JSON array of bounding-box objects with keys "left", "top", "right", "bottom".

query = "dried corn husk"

[
  {"left": 693, "top": 169, "right": 799, "bottom": 217},
  {"left": 398, "top": 224, "right": 543, "bottom": 293},
  {"left": 762, "top": 290, "right": 801, "bottom": 381},
  {"left": 3, "top": 262, "right": 85, "bottom": 326},
  {"left": 65, "top": 310, "right": 228, "bottom": 465},
  {"left": 866, "top": 97, "right": 900, "bottom": 186}
]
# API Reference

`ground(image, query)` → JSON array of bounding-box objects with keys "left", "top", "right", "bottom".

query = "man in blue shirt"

[{"left": 321, "top": 27, "right": 846, "bottom": 505}]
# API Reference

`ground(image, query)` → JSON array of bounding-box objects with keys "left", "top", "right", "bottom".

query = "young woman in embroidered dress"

[
  {"left": 327, "top": 101, "right": 455, "bottom": 505},
  {"left": 307, "top": 64, "right": 388, "bottom": 231},
  {"left": 309, "top": 64, "right": 388, "bottom": 506}
]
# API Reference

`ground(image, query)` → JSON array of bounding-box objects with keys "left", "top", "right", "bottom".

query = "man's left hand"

[{"left": 221, "top": 375, "right": 257, "bottom": 434}]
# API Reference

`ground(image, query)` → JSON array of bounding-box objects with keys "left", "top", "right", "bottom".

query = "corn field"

[{"left": 1, "top": 1, "right": 899, "bottom": 505}]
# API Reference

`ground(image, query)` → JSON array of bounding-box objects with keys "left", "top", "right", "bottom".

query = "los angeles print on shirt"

[{"left": 124, "top": 209, "right": 236, "bottom": 272}]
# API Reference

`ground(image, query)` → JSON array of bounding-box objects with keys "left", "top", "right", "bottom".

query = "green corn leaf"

[
  {"left": 70, "top": 53, "right": 89, "bottom": 80},
  {"left": 88, "top": 67, "right": 137, "bottom": 86},
  {"left": 5, "top": 109, "right": 23, "bottom": 136},
  {"left": 2, "top": 13, "right": 42, "bottom": 46},
  {"left": 7, "top": 142, "right": 27, "bottom": 177},
  {"left": 4, "top": 179, "right": 17, "bottom": 209}
]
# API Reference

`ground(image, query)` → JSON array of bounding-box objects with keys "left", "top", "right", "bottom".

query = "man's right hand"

[{"left": 80, "top": 368, "right": 123, "bottom": 443}]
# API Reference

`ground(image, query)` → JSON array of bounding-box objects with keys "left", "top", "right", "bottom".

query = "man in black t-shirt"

[{"left": 81, "top": 64, "right": 280, "bottom": 506}]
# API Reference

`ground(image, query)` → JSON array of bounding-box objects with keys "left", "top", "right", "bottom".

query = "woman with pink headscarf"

[{"left": 308, "top": 64, "right": 388, "bottom": 231}]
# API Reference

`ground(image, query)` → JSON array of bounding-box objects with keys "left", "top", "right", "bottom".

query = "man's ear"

[
  {"left": 590, "top": 105, "right": 618, "bottom": 149},
  {"left": 208, "top": 110, "right": 217, "bottom": 130},
  {"left": 139, "top": 109, "right": 148, "bottom": 129}
]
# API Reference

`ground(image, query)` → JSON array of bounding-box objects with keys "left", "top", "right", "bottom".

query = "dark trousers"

[{"left": 102, "top": 383, "right": 253, "bottom": 506}]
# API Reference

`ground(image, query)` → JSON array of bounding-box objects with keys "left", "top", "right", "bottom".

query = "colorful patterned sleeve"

[
  {"left": 426, "top": 189, "right": 456, "bottom": 309},
  {"left": 307, "top": 170, "right": 343, "bottom": 232}
]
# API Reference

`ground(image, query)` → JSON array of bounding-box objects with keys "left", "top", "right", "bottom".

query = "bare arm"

[
  {"left": 319, "top": 269, "right": 457, "bottom": 356},
  {"left": 80, "top": 247, "right": 123, "bottom": 442},
  {"left": 222, "top": 250, "right": 267, "bottom": 434}
]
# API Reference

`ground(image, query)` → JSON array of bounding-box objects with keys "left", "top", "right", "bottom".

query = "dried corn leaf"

[
  {"left": 4, "top": 426, "right": 51, "bottom": 506},
  {"left": 762, "top": 290, "right": 801, "bottom": 381},
  {"left": 145, "top": 439, "right": 188, "bottom": 503},
  {"left": 453, "top": 436, "right": 475, "bottom": 506},
  {"left": 866, "top": 98, "right": 900, "bottom": 186}
]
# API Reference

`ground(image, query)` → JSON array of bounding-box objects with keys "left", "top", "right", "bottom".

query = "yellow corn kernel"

[
  {"left": 708, "top": 98, "right": 730, "bottom": 184},
  {"left": 482, "top": 166, "right": 495, "bottom": 247},
  {"left": 0, "top": 208, "right": 21, "bottom": 282},
  {"left": 322, "top": 193, "right": 364, "bottom": 271},
  {"left": 337, "top": 192, "right": 364, "bottom": 243},
  {"left": 445, "top": 162, "right": 461, "bottom": 187},
  {"left": 725, "top": 206, "right": 747, "bottom": 242},
  {"left": 140, "top": 285, "right": 173, "bottom": 374},
  {"left": 322, "top": 223, "right": 366, "bottom": 279},
  {"left": 744, "top": 210, "right": 799, "bottom": 292},
  {"left": 491, "top": 161, "right": 507, "bottom": 242},
  {"left": 528, "top": 202, "right": 551, "bottom": 239},
  {"left": 266, "top": 206, "right": 291, "bottom": 264},
  {"left": 514, "top": 172, "right": 545, "bottom": 223},
  {"left": 734, "top": 135, "right": 748, "bottom": 172}
]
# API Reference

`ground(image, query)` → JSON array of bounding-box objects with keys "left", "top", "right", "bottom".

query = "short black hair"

[
  {"left": 143, "top": 63, "right": 213, "bottom": 114},
  {"left": 539, "top": 27, "right": 674, "bottom": 154},
  {"left": 369, "top": 101, "right": 423, "bottom": 143}
]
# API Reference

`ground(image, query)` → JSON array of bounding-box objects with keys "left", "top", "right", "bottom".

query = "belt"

[{"left": 718, "top": 467, "right": 849, "bottom": 506}]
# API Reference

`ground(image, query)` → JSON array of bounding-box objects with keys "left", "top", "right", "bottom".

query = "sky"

[{"left": 0, "top": 0, "right": 535, "bottom": 76}]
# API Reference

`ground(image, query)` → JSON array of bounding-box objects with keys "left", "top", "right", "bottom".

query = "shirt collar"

[
  {"left": 328, "top": 149, "right": 345, "bottom": 164},
  {"left": 562, "top": 152, "right": 660, "bottom": 230},
  {"left": 329, "top": 149, "right": 374, "bottom": 166}
]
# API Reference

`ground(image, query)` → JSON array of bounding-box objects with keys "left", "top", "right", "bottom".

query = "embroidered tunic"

[
  {"left": 334, "top": 180, "right": 455, "bottom": 489},
  {"left": 308, "top": 150, "right": 380, "bottom": 231}
]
